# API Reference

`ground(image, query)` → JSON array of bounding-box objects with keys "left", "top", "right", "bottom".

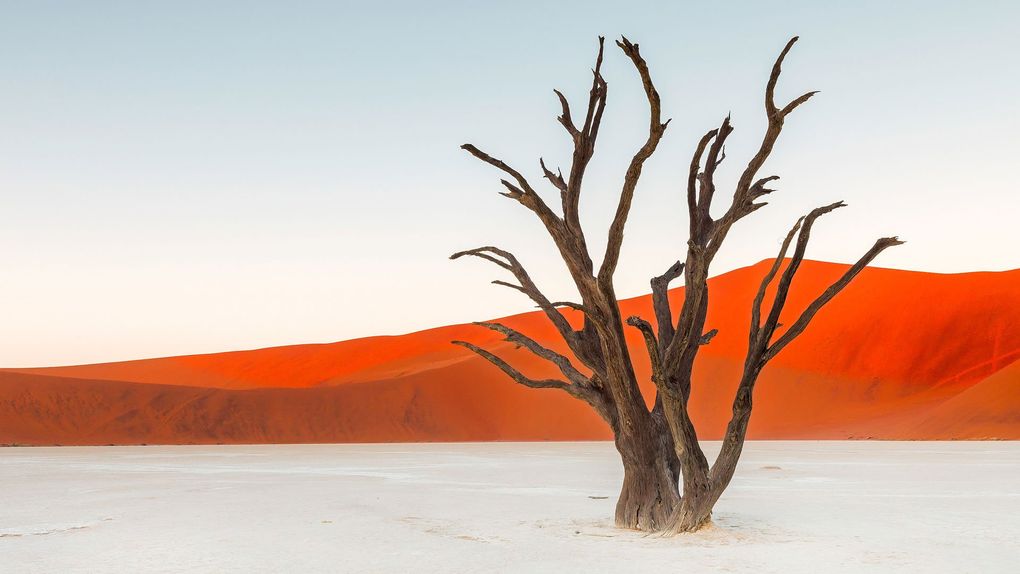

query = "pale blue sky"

[{"left": 1, "top": 1, "right": 1017, "bottom": 366}]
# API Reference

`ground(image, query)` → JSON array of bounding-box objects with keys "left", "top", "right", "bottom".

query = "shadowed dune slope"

[
  {"left": 2, "top": 260, "right": 1018, "bottom": 444},
  {"left": 0, "top": 371, "right": 606, "bottom": 445},
  {"left": 894, "top": 359, "right": 1020, "bottom": 440}
]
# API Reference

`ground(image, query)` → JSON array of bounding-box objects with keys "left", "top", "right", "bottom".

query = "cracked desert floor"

[{"left": 2, "top": 441, "right": 1017, "bottom": 573}]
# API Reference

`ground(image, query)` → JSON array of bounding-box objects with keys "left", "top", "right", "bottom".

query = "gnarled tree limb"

[
  {"left": 650, "top": 260, "right": 684, "bottom": 347},
  {"left": 625, "top": 315, "right": 663, "bottom": 383},
  {"left": 451, "top": 246, "right": 604, "bottom": 369},
  {"left": 473, "top": 321, "right": 591, "bottom": 387},
  {"left": 599, "top": 37, "right": 670, "bottom": 283},
  {"left": 560, "top": 37, "right": 607, "bottom": 236},
  {"left": 749, "top": 216, "right": 804, "bottom": 348},
  {"left": 763, "top": 236, "right": 904, "bottom": 361},
  {"left": 452, "top": 341, "right": 572, "bottom": 392},
  {"left": 460, "top": 145, "right": 564, "bottom": 237},
  {"left": 759, "top": 201, "right": 846, "bottom": 342}
]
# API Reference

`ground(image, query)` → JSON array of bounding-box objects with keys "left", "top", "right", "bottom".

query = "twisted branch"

[
  {"left": 599, "top": 37, "right": 670, "bottom": 283},
  {"left": 763, "top": 236, "right": 904, "bottom": 361},
  {"left": 452, "top": 341, "right": 574, "bottom": 393},
  {"left": 759, "top": 201, "right": 846, "bottom": 341},
  {"left": 650, "top": 260, "right": 684, "bottom": 347}
]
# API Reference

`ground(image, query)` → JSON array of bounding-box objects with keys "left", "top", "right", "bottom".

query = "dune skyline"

[
  {"left": 3, "top": 259, "right": 1017, "bottom": 445},
  {"left": 2, "top": 1, "right": 1019, "bottom": 367}
]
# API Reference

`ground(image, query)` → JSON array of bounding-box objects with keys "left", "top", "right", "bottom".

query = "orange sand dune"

[
  {"left": 0, "top": 370, "right": 606, "bottom": 446},
  {"left": 895, "top": 359, "right": 1020, "bottom": 439},
  {"left": 2, "top": 260, "right": 1018, "bottom": 444}
]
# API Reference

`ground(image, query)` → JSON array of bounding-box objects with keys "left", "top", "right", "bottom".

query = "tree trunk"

[
  {"left": 613, "top": 429, "right": 680, "bottom": 531},
  {"left": 615, "top": 460, "right": 678, "bottom": 531},
  {"left": 663, "top": 488, "right": 718, "bottom": 534},
  {"left": 658, "top": 391, "right": 717, "bottom": 534}
]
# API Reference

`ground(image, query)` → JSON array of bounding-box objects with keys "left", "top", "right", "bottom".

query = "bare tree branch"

[
  {"left": 749, "top": 216, "right": 804, "bottom": 346},
  {"left": 578, "top": 37, "right": 608, "bottom": 141},
  {"left": 699, "top": 328, "right": 719, "bottom": 346},
  {"left": 651, "top": 260, "right": 684, "bottom": 346},
  {"left": 694, "top": 116, "right": 734, "bottom": 240},
  {"left": 765, "top": 37, "right": 819, "bottom": 119},
  {"left": 557, "top": 36, "right": 608, "bottom": 236},
  {"left": 548, "top": 301, "right": 587, "bottom": 312},
  {"left": 474, "top": 321, "right": 591, "bottom": 387},
  {"left": 491, "top": 279, "right": 527, "bottom": 294},
  {"left": 460, "top": 144, "right": 564, "bottom": 233},
  {"left": 763, "top": 236, "right": 904, "bottom": 361},
  {"left": 451, "top": 247, "right": 576, "bottom": 349},
  {"left": 452, "top": 341, "right": 573, "bottom": 392},
  {"left": 599, "top": 37, "right": 670, "bottom": 283},
  {"left": 540, "top": 158, "right": 568, "bottom": 193},
  {"left": 759, "top": 201, "right": 846, "bottom": 339},
  {"left": 704, "top": 36, "right": 817, "bottom": 260},
  {"left": 453, "top": 337, "right": 615, "bottom": 427},
  {"left": 687, "top": 128, "right": 719, "bottom": 236},
  {"left": 714, "top": 213, "right": 903, "bottom": 501},
  {"left": 664, "top": 37, "right": 817, "bottom": 382},
  {"left": 553, "top": 89, "right": 580, "bottom": 139},
  {"left": 625, "top": 315, "right": 662, "bottom": 380}
]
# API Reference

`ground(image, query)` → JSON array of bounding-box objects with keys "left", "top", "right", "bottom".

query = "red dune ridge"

[{"left": 1, "top": 259, "right": 1018, "bottom": 445}]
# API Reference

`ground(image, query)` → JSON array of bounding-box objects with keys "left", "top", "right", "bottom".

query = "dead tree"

[{"left": 452, "top": 36, "right": 901, "bottom": 534}]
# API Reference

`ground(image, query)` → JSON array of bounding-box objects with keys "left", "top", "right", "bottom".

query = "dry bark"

[{"left": 452, "top": 36, "right": 901, "bottom": 534}]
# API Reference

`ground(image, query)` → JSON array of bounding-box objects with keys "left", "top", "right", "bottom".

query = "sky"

[{"left": 1, "top": 0, "right": 1017, "bottom": 367}]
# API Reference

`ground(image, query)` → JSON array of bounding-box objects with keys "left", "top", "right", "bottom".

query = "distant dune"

[{"left": 2, "top": 260, "right": 1018, "bottom": 445}]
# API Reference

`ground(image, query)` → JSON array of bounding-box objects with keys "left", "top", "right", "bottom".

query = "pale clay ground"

[{"left": 1, "top": 442, "right": 1017, "bottom": 573}]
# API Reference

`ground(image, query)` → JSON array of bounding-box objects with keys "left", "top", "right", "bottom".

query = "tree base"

[
  {"left": 655, "top": 491, "right": 717, "bottom": 535},
  {"left": 616, "top": 488, "right": 716, "bottom": 535},
  {"left": 614, "top": 461, "right": 680, "bottom": 532},
  {"left": 615, "top": 507, "right": 714, "bottom": 535}
]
